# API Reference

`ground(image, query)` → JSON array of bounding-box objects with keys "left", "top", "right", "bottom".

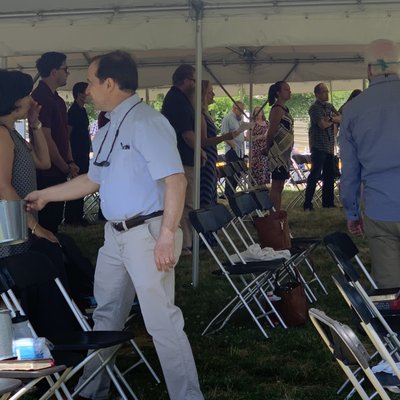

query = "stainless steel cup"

[{"left": 0, "top": 200, "right": 28, "bottom": 246}]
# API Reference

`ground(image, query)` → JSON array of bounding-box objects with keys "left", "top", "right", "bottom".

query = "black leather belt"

[{"left": 111, "top": 210, "right": 163, "bottom": 232}]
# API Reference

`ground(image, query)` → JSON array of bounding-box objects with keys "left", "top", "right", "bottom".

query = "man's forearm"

[
  {"left": 160, "top": 173, "right": 187, "bottom": 235},
  {"left": 40, "top": 174, "right": 99, "bottom": 203}
]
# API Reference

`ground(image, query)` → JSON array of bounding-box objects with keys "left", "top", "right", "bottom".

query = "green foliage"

[{"left": 84, "top": 103, "right": 99, "bottom": 124}]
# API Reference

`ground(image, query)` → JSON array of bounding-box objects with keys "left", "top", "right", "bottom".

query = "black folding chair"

[
  {"left": 189, "top": 203, "right": 289, "bottom": 338},
  {"left": 324, "top": 231, "right": 377, "bottom": 290},
  {"left": 309, "top": 308, "right": 398, "bottom": 400}
]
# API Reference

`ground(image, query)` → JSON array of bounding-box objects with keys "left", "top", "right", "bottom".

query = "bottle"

[{"left": 12, "top": 311, "right": 33, "bottom": 339}]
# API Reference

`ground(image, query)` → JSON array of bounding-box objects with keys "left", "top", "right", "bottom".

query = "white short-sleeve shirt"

[{"left": 88, "top": 94, "right": 184, "bottom": 221}]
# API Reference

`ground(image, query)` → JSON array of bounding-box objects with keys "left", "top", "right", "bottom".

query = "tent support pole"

[
  {"left": 191, "top": 1, "right": 203, "bottom": 288},
  {"left": 248, "top": 63, "right": 254, "bottom": 169},
  {"left": 203, "top": 64, "right": 248, "bottom": 119}
]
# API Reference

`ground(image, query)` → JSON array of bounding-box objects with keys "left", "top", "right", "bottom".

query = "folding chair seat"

[
  {"left": 0, "top": 255, "right": 157, "bottom": 400},
  {"left": 189, "top": 203, "right": 289, "bottom": 338},
  {"left": 230, "top": 161, "right": 254, "bottom": 192},
  {"left": 249, "top": 189, "right": 327, "bottom": 297},
  {"left": 309, "top": 308, "right": 399, "bottom": 400},
  {"left": 0, "top": 378, "right": 21, "bottom": 398}
]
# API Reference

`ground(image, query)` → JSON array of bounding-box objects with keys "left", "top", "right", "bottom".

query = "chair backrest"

[
  {"left": 228, "top": 192, "right": 259, "bottom": 218},
  {"left": 309, "top": 308, "right": 371, "bottom": 369},
  {"left": 0, "top": 252, "right": 57, "bottom": 291},
  {"left": 324, "top": 232, "right": 359, "bottom": 259},
  {"left": 325, "top": 244, "right": 361, "bottom": 283},
  {"left": 189, "top": 204, "right": 233, "bottom": 234},
  {"left": 250, "top": 189, "right": 274, "bottom": 213},
  {"left": 331, "top": 273, "right": 375, "bottom": 326},
  {"left": 324, "top": 231, "right": 377, "bottom": 289}
]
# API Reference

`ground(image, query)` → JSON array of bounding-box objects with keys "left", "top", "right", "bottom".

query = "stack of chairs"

[
  {"left": 307, "top": 231, "right": 400, "bottom": 398},
  {"left": 83, "top": 192, "right": 100, "bottom": 223},
  {"left": 286, "top": 154, "right": 321, "bottom": 210}
]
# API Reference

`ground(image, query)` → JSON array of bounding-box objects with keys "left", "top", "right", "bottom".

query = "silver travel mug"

[{"left": 0, "top": 309, "right": 14, "bottom": 360}]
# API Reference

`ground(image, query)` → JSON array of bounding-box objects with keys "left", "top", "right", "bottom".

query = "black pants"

[
  {"left": 224, "top": 148, "right": 241, "bottom": 198},
  {"left": 304, "top": 149, "right": 335, "bottom": 208},
  {"left": 37, "top": 175, "right": 67, "bottom": 234}
]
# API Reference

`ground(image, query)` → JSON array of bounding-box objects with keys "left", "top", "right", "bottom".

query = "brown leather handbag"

[
  {"left": 274, "top": 268, "right": 309, "bottom": 327},
  {"left": 253, "top": 210, "right": 291, "bottom": 250}
]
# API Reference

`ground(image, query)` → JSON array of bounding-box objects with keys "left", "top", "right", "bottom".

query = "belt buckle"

[{"left": 121, "top": 220, "right": 129, "bottom": 232}]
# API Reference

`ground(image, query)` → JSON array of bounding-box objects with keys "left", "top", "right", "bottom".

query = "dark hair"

[
  {"left": 72, "top": 81, "right": 88, "bottom": 100},
  {"left": 91, "top": 51, "right": 138, "bottom": 92},
  {"left": 314, "top": 83, "right": 325, "bottom": 95},
  {"left": 0, "top": 69, "right": 33, "bottom": 116},
  {"left": 36, "top": 52, "right": 66, "bottom": 77},
  {"left": 267, "top": 81, "right": 285, "bottom": 106},
  {"left": 172, "top": 64, "right": 195, "bottom": 86}
]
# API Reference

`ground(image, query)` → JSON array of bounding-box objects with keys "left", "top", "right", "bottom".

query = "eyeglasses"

[
  {"left": 58, "top": 66, "right": 69, "bottom": 73},
  {"left": 93, "top": 100, "right": 142, "bottom": 167}
]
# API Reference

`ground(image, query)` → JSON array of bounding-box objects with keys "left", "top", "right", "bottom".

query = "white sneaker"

[{"left": 267, "top": 292, "right": 281, "bottom": 302}]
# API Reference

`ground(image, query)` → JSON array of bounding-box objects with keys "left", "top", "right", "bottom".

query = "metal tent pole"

[{"left": 191, "top": 0, "right": 203, "bottom": 288}]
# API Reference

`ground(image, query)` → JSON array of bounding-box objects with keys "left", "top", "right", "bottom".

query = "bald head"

[{"left": 365, "top": 39, "right": 400, "bottom": 77}]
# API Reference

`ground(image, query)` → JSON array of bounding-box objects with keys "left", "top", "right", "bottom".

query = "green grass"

[{"left": 60, "top": 190, "right": 386, "bottom": 400}]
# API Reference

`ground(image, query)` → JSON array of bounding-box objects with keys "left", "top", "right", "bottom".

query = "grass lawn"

[{"left": 61, "top": 189, "right": 390, "bottom": 400}]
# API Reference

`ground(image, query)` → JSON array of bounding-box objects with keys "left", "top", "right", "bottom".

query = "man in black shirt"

[
  {"left": 162, "top": 64, "right": 205, "bottom": 255},
  {"left": 65, "top": 82, "right": 91, "bottom": 225}
]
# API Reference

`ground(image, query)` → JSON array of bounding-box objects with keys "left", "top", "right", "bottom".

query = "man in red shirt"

[{"left": 32, "top": 52, "right": 79, "bottom": 233}]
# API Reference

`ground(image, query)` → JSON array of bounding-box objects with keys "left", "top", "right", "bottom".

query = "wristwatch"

[{"left": 30, "top": 122, "right": 42, "bottom": 130}]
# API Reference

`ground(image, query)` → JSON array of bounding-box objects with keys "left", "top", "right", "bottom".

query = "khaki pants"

[
  {"left": 78, "top": 217, "right": 204, "bottom": 400},
  {"left": 364, "top": 215, "right": 400, "bottom": 288},
  {"left": 181, "top": 165, "right": 195, "bottom": 249}
]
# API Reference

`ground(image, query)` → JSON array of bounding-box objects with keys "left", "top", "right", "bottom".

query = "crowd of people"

[{"left": 0, "top": 37, "right": 399, "bottom": 399}]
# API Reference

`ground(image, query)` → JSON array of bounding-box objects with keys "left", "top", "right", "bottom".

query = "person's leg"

[
  {"left": 122, "top": 218, "right": 204, "bottom": 400},
  {"left": 181, "top": 165, "right": 194, "bottom": 251},
  {"left": 269, "top": 179, "right": 285, "bottom": 211},
  {"left": 224, "top": 149, "right": 239, "bottom": 197},
  {"left": 304, "top": 149, "right": 325, "bottom": 210},
  {"left": 77, "top": 222, "right": 135, "bottom": 400},
  {"left": 37, "top": 175, "right": 66, "bottom": 233},
  {"left": 364, "top": 216, "right": 400, "bottom": 288},
  {"left": 321, "top": 153, "right": 335, "bottom": 207}
]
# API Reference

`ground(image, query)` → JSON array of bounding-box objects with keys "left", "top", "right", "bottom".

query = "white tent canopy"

[{"left": 1, "top": 0, "right": 400, "bottom": 88}]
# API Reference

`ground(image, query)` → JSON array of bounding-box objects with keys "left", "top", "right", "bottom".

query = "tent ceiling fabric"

[{"left": 1, "top": 1, "right": 399, "bottom": 88}]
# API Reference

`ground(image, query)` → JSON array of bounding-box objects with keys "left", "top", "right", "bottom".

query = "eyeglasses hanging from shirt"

[{"left": 93, "top": 100, "right": 142, "bottom": 167}]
